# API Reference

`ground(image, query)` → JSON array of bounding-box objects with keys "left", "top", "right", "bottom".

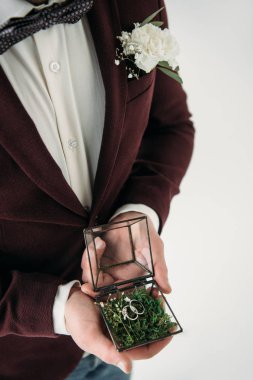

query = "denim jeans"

[{"left": 65, "top": 354, "right": 131, "bottom": 380}]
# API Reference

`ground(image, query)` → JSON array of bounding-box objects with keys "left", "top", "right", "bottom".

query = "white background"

[{"left": 132, "top": 1, "right": 253, "bottom": 379}]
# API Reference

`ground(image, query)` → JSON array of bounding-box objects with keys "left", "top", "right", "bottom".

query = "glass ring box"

[{"left": 83, "top": 215, "right": 183, "bottom": 351}]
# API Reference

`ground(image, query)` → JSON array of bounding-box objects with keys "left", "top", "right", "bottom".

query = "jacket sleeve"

[
  {"left": 114, "top": 1, "right": 195, "bottom": 234},
  {"left": 0, "top": 266, "right": 63, "bottom": 337}
]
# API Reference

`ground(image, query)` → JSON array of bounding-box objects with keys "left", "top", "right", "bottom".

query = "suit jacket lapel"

[{"left": 87, "top": 0, "right": 127, "bottom": 218}]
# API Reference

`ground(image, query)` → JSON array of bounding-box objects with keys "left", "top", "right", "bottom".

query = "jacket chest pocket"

[{"left": 126, "top": 71, "right": 156, "bottom": 103}]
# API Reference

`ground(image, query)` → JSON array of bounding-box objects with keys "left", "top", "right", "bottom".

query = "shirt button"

[
  {"left": 49, "top": 61, "right": 60, "bottom": 73},
  {"left": 68, "top": 138, "right": 78, "bottom": 150}
]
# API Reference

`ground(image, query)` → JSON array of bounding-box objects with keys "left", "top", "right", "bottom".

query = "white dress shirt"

[{"left": 0, "top": 0, "right": 159, "bottom": 335}]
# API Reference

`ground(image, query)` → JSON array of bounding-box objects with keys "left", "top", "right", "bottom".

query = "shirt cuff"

[
  {"left": 109, "top": 203, "right": 160, "bottom": 232},
  {"left": 52, "top": 280, "right": 81, "bottom": 335}
]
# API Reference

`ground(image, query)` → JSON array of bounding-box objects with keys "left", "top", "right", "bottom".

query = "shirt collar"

[{"left": 0, "top": 0, "right": 66, "bottom": 26}]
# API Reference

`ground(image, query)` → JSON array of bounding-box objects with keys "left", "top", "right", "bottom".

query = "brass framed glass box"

[{"left": 83, "top": 215, "right": 183, "bottom": 351}]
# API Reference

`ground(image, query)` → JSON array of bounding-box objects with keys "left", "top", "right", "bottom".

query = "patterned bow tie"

[{"left": 0, "top": 0, "right": 94, "bottom": 55}]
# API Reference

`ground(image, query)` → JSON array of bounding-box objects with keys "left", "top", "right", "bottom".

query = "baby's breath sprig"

[{"left": 115, "top": 46, "right": 141, "bottom": 79}]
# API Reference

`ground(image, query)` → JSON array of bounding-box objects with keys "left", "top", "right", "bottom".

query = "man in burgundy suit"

[{"left": 0, "top": 0, "right": 195, "bottom": 379}]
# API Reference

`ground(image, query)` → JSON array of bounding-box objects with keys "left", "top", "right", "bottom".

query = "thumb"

[
  {"left": 81, "top": 282, "right": 98, "bottom": 298},
  {"left": 154, "top": 254, "right": 172, "bottom": 294}
]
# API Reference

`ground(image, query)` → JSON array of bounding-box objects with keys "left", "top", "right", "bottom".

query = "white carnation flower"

[
  {"left": 130, "top": 23, "right": 179, "bottom": 73},
  {"left": 134, "top": 52, "right": 159, "bottom": 74}
]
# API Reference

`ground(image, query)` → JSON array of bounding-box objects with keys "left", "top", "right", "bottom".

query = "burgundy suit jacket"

[{"left": 0, "top": 0, "right": 195, "bottom": 379}]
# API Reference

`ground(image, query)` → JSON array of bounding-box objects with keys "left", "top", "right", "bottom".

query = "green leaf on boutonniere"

[
  {"left": 157, "top": 66, "right": 183, "bottom": 84},
  {"left": 150, "top": 21, "right": 164, "bottom": 27},
  {"left": 140, "top": 7, "right": 164, "bottom": 27},
  {"left": 158, "top": 60, "right": 178, "bottom": 71}
]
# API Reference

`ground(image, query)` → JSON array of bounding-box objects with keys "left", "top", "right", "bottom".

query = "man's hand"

[
  {"left": 81, "top": 211, "right": 172, "bottom": 296},
  {"left": 65, "top": 287, "right": 132, "bottom": 373},
  {"left": 65, "top": 287, "right": 174, "bottom": 374},
  {"left": 69, "top": 212, "right": 174, "bottom": 371},
  {"left": 109, "top": 211, "right": 172, "bottom": 293}
]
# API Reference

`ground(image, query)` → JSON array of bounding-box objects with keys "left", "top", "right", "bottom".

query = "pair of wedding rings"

[{"left": 121, "top": 299, "right": 145, "bottom": 321}]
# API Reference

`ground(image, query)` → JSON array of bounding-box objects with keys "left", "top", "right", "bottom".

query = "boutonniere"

[{"left": 115, "top": 7, "right": 182, "bottom": 84}]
